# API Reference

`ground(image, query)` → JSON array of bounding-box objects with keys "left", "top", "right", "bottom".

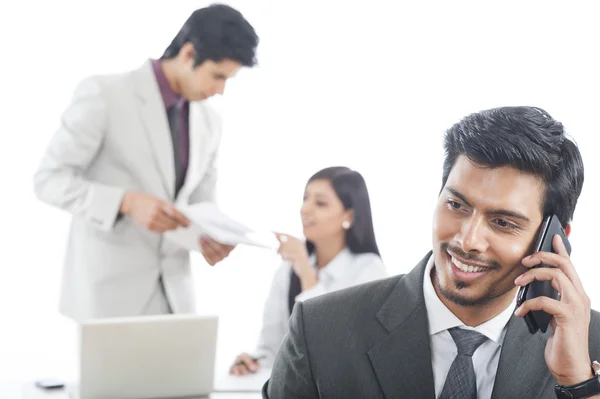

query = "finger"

[
  {"left": 218, "top": 244, "right": 235, "bottom": 258},
  {"left": 522, "top": 250, "right": 564, "bottom": 269},
  {"left": 148, "top": 218, "right": 175, "bottom": 233},
  {"left": 200, "top": 238, "right": 231, "bottom": 265},
  {"left": 514, "top": 295, "right": 565, "bottom": 319},
  {"left": 237, "top": 354, "right": 259, "bottom": 372},
  {"left": 274, "top": 232, "right": 289, "bottom": 243},
  {"left": 277, "top": 242, "right": 287, "bottom": 255},
  {"left": 201, "top": 236, "right": 217, "bottom": 249},
  {"left": 514, "top": 267, "right": 579, "bottom": 303},
  {"left": 161, "top": 206, "right": 190, "bottom": 228},
  {"left": 230, "top": 355, "right": 251, "bottom": 375},
  {"left": 230, "top": 365, "right": 248, "bottom": 376},
  {"left": 200, "top": 240, "right": 218, "bottom": 265},
  {"left": 212, "top": 239, "right": 234, "bottom": 257},
  {"left": 522, "top": 238, "right": 584, "bottom": 295},
  {"left": 155, "top": 211, "right": 180, "bottom": 231},
  {"left": 552, "top": 234, "right": 569, "bottom": 257},
  {"left": 551, "top": 234, "right": 584, "bottom": 294},
  {"left": 201, "top": 236, "right": 228, "bottom": 259},
  {"left": 163, "top": 205, "right": 190, "bottom": 227},
  {"left": 203, "top": 256, "right": 217, "bottom": 266},
  {"left": 200, "top": 236, "right": 215, "bottom": 251}
]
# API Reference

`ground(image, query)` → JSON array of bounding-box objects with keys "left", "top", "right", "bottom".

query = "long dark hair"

[
  {"left": 305, "top": 166, "right": 380, "bottom": 256},
  {"left": 288, "top": 166, "right": 380, "bottom": 314}
]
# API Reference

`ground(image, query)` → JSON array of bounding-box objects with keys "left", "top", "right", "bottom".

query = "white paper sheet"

[
  {"left": 213, "top": 368, "right": 272, "bottom": 392},
  {"left": 163, "top": 202, "right": 279, "bottom": 251}
]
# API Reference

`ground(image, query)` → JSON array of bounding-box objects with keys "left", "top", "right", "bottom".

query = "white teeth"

[{"left": 452, "top": 257, "right": 488, "bottom": 273}]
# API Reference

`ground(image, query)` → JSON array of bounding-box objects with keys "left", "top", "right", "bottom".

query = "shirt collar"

[
  {"left": 422, "top": 253, "right": 517, "bottom": 344},
  {"left": 310, "top": 247, "right": 353, "bottom": 281},
  {"left": 151, "top": 59, "right": 182, "bottom": 109}
]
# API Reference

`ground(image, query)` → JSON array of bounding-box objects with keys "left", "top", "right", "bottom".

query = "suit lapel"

[
  {"left": 133, "top": 60, "right": 175, "bottom": 199},
  {"left": 368, "top": 253, "right": 436, "bottom": 399},
  {"left": 491, "top": 316, "right": 552, "bottom": 399},
  {"left": 368, "top": 251, "right": 553, "bottom": 399}
]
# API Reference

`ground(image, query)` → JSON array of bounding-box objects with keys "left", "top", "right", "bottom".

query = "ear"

[
  {"left": 344, "top": 209, "right": 354, "bottom": 227},
  {"left": 178, "top": 42, "right": 196, "bottom": 63},
  {"left": 564, "top": 222, "right": 571, "bottom": 237}
]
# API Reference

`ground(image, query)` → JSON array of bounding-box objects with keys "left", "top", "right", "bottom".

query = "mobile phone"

[
  {"left": 34, "top": 379, "right": 65, "bottom": 390},
  {"left": 516, "top": 214, "right": 571, "bottom": 334}
]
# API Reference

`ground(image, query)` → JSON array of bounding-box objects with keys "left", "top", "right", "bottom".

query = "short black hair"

[
  {"left": 305, "top": 166, "right": 380, "bottom": 256},
  {"left": 441, "top": 106, "right": 584, "bottom": 228},
  {"left": 161, "top": 4, "right": 259, "bottom": 67}
]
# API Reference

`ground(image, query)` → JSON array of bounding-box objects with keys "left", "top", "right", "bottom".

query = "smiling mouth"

[{"left": 449, "top": 253, "right": 492, "bottom": 273}]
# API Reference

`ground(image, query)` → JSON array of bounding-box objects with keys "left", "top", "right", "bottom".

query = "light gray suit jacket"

[
  {"left": 263, "top": 252, "right": 600, "bottom": 398},
  {"left": 33, "top": 60, "right": 222, "bottom": 320}
]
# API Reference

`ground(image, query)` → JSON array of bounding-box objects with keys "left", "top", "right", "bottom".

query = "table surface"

[
  {"left": 1, "top": 370, "right": 269, "bottom": 399},
  {"left": 1, "top": 347, "right": 270, "bottom": 399},
  {"left": 0, "top": 383, "right": 264, "bottom": 399}
]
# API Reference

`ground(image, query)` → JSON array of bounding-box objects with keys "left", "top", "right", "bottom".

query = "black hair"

[
  {"left": 441, "top": 106, "right": 584, "bottom": 227},
  {"left": 161, "top": 4, "right": 258, "bottom": 67},
  {"left": 305, "top": 166, "right": 380, "bottom": 256}
]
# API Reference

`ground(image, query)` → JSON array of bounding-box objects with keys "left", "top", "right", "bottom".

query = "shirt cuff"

[{"left": 85, "top": 184, "right": 126, "bottom": 231}]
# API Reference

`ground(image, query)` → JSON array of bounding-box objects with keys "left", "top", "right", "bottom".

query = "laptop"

[{"left": 70, "top": 314, "right": 218, "bottom": 399}]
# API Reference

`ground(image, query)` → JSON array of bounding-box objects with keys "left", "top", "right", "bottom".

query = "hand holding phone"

[
  {"left": 514, "top": 215, "right": 595, "bottom": 387},
  {"left": 516, "top": 214, "right": 571, "bottom": 334}
]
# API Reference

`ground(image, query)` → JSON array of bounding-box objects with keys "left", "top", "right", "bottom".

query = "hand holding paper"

[
  {"left": 199, "top": 236, "right": 235, "bottom": 266},
  {"left": 163, "top": 202, "right": 279, "bottom": 254}
]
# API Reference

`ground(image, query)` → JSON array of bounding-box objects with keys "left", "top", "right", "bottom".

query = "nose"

[
  {"left": 300, "top": 201, "right": 313, "bottom": 218},
  {"left": 456, "top": 215, "right": 489, "bottom": 254}
]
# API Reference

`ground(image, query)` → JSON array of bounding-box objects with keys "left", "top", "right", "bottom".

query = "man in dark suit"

[{"left": 263, "top": 106, "right": 600, "bottom": 399}]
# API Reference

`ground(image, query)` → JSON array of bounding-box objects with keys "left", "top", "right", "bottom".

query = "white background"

[{"left": 0, "top": 0, "right": 599, "bottom": 383}]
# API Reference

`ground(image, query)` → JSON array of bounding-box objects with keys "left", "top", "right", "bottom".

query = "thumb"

[{"left": 273, "top": 232, "right": 289, "bottom": 243}]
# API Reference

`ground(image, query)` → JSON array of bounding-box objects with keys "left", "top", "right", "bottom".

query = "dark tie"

[
  {"left": 166, "top": 98, "right": 187, "bottom": 198},
  {"left": 438, "top": 327, "right": 487, "bottom": 399}
]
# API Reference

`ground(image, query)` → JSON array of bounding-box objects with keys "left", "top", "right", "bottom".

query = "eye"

[
  {"left": 445, "top": 199, "right": 463, "bottom": 210},
  {"left": 316, "top": 201, "right": 327, "bottom": 207},
  {"left": 493, "top": 218, "right": 518, "bottom": 230}
]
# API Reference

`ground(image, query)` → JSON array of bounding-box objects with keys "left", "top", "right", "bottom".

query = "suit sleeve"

[
  {"left": 263, "top": 301, "right": 319, "bottom": 399},
  {"left": 33, "top": 77, "right": 125, "bottom": 232}
]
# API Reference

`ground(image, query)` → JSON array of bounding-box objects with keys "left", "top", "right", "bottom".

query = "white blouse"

[{"left": 252, "top": 247, "right": 388, "bottom": 366}]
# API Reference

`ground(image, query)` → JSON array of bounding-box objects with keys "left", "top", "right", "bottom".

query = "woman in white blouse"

[{"left": 230, "top": 166, "right": 388, "bottom": 375}]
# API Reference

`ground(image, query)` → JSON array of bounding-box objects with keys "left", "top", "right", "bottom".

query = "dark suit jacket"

[{"left": 263, "top": 252, "right": 600, "bottom": 398}]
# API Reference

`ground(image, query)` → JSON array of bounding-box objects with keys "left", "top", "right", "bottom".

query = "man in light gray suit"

[
  {"left": 264, "top": 107, "right": 600, "bottom": 398},
  {"left": 33, "top": 5, "right": 259, "bottom": 320}
]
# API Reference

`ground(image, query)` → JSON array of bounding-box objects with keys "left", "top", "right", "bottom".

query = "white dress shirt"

[
  {"left": 253, "top": 247, "right": 387, "bottom": 366},
  {"left": 423, "top": 254, "right": 517, "bottom": 399}
]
